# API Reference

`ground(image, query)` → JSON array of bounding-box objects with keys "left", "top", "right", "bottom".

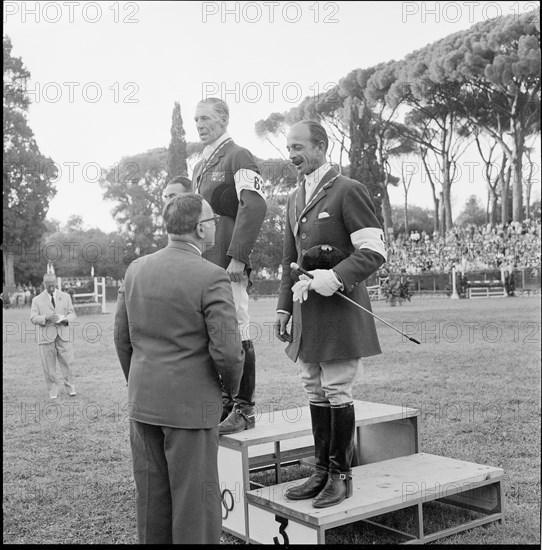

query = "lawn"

[{"left": 3, "top": 296, "right": 541, "bottom": 544}]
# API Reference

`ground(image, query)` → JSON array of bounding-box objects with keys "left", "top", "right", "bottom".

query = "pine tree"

[{"left": 166, "top": 102, "right": 188, "bottom": 179}]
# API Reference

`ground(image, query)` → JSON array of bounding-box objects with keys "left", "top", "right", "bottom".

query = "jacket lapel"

[
  {"left": 195, "top": 138, "right": 233, "bottom": 190},
  {"left": 299, "top": 169, "right": 340, "bottom": 218}
]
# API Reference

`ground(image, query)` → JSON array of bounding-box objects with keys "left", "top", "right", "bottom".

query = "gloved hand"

[
  {"left": 292, "top": 275, "right": 311, "bottom": 303},
  {"left": 307, "top": 269, "right": 341, "bottom": 297}
]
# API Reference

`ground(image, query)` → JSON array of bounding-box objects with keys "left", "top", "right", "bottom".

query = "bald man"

[{"left": 30, "top": 273, "right": 78, "bottom": 398}]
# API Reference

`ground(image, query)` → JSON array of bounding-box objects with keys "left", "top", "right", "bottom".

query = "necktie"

[{"left": 51, "top": 295, "right": 56, "bottom": 308}]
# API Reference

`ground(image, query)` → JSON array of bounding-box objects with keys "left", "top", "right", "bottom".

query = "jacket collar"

[
  {"left": 166, "top": 240, "right": 203, "bottom": 256},
  {"left": 299, "top": 168, "right": 340, "bottom": 215}
]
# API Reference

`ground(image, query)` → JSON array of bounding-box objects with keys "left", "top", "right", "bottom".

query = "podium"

[{"left": 217, "top": 400, "right": 419, "bottom": 542}]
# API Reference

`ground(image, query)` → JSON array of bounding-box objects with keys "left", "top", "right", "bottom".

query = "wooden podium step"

[
  {"left": 218, "top": 400, "right": 419, "bottom": 541},
  {"left": 245, "top": 453, "right": 504, "bottom": 544}
]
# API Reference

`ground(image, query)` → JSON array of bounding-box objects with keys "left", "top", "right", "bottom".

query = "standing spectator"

[
  {"left": 192, "top": 97, "right": 267, "bottom": 434},
  {"left": 30, "top": 273, "right": 77, "bottom": 398},
  {"left": 114, "top": 193, "right": 244, "bottom": 544},
  {"left": 274, "top": 121, "right": 386, "bottom": 508}
]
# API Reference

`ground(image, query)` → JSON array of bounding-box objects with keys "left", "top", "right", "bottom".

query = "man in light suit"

[
  {"left": 193, "top": 97, "right": 267, "bottom": 434},
  {"left": 274, "top": 121, "right": 387, "bottom": 508},
  {"left": 114, "top": 193, "right": 244, "bottom": 544},
  {"left": 30, "top": 273, "right": 77, "bottom": 399}
]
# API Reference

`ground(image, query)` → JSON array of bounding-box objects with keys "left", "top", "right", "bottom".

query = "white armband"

[
  {"left": 350, "top": 227, "right": 387, "bottom": 260},
  {"left": 234, "top": 169, "right": 266, "bottom": 201}
]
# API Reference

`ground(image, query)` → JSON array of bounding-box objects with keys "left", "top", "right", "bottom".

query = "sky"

[{"left": 4, "top": 1, "right": 540, "bottom": 232}]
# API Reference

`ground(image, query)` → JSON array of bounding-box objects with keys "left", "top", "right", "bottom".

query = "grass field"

[{"left": 3, "top": 296, "right": 541, "bottom": 545}]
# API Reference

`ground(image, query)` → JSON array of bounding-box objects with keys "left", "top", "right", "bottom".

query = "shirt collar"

[
  {"left": 305, "top": 162, "right": 332, "bottom": 196},
  {"left": 202, "top": 131, "right": 231, "bottom": 162}
]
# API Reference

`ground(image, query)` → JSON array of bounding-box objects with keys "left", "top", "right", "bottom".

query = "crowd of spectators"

[{"left": 383, "top": 219, "right": 541, "bottom": 275}]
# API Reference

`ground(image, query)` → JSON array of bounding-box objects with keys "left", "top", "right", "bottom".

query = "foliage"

[
  {"left": 390, "top": 204, "right": 435, "bottom": 237},
  {"left": 43, "top": 225, "right": 133, "bottom": 281},
  {"left": 455, "top": 195, "right": 487, "bottom": 227},
  {"left": 250, "top": 198, "right": 286, "bottom": 276},
  {"left": 380, "top": 275, "right": 414, "bottom": 303},
  {"left": 3, "top": 35, "right": 58, "bottom": 287},
  {"left": 99, "top": 148, "right": 169, "bottom": 257},
  {"left": 166, "top": 102, "right": 188, "bottom": 180}
]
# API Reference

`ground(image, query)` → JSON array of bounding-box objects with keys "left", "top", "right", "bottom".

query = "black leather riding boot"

[
  {"left": 285, "top": 403, "right": 331, "bottom": 500},
  {"left": 219, "top": 340, "right": 256, "bottom": 434},
  {"left": 312, "top": 402, "right": 355, "bottom": 508}
]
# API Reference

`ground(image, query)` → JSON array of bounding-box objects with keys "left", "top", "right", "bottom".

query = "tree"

[
  {"left": 255, "top": 112, "right": 288, "bottom": 159},
  {"left": 3, "top": 35, "right": 58, "bottom": 292},
  {"left": 345, "top": 97, "right": 384, "bottom": 227},
  {"left": 167, "top": 102, "right": 188, "bottom": 180},
  {"left": 429, "top": 9, "right": 540, "bottom": 221},
  {"left": 455, "top": 195, "right": 486, "bottom": 227},
  {"left": 250, "top": 197, "right": 286, "bottom": 276},
  {"left": 43, "top": 226, "right": 132, "bottom": 280},
  {"left": 100, "top": 148, "right": 169, "bottom": 257},
  {"left": 257, "top": 158, "right": 297, "bottom": 197},
  {"left": 390, "top": 204, "right": 434, "bottom": 237}
]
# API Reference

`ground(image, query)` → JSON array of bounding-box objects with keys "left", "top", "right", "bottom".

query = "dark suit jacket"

[
  {"left": 277, "top": 169, "right": 386, "bottom": 363},
  {"left": 192, "top": 139, "right": 267, "bottom": 269},
  {"left": 114, "top": 241, "right": 244, "bottom": 429}
]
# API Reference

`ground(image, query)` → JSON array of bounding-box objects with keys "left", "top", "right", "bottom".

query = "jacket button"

[
  {"left": 301, "top": 233, "right": 307, "bottom": 239},
  {"left": 301, "top": 249, "right": 307, "bottom": 255},
  {"left": 301, "top": 217, "right": 306, "bottom": 223}
]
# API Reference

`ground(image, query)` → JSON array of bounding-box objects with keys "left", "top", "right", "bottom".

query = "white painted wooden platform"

[
  {"left": 246, "top": 453, "right": 504, "bottom": 544},
  {"left": 218, "top": 400, "right": 419, "bottom": 541}
]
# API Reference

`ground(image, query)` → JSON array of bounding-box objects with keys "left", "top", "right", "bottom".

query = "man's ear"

[{"left": 195, "top": 222, "right": 205, "bottom": 238}]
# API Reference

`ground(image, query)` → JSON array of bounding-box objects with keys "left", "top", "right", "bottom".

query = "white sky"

[{"left": 4, "top": 1, "right": 540, "bottom": 232}]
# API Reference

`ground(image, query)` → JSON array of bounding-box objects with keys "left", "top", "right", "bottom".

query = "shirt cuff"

[
  {"left": 276, "top": 309, "right": 291, "bottom": 317},
  {"left": 332, "top": 270, "right": 344, "bottom": 291}
]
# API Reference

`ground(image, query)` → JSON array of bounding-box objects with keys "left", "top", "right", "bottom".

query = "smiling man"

[
  {"left": 274, "top": 120, "right": 387, "bottom": 509},
  {"left": 192, "top": 97, "right": 267, "bottom": 434}
]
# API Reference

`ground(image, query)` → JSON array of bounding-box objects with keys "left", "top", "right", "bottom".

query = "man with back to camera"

[
  {"left": 114, "top": 193, "right": 244, "bottom": 544},
  {"left": 274, "top": 120, "right": 387, "bottom": 508},
  {"left": 192, "top": 97, "right": 267, "bottom": 435}
]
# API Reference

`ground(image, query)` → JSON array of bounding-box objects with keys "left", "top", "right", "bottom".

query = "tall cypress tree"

[{"left": 166, "top": 102, "right": 187, "bottom": 179}]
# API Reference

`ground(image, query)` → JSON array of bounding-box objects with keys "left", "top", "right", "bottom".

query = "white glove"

[
  {"left": 292, "top": 275, "right": 311, "bottom": 303},
  {"left": 307, "top": 269, "right": 341, "bottom": 297}
]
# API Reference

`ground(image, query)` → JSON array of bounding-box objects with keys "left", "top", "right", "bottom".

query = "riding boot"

[
  {"left": 219, "top": 340, "right": 256, "bottom": 435},
  {"left": 285, "top": 403, "right": 331, "bottom": 500},
  {"left": 312, "top": 402, "right": 355, "bottom": 508}
]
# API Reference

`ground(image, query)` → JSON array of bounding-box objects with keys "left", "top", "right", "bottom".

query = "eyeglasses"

[{"left": 194, "top": 214, "right": 220, "bottom": 230}]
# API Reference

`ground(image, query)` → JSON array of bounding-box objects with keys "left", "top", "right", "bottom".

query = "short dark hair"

[
  {"left": 167, "top": 175, "right": 192, "bottom": 190},
  {"left": 300, "top": 120, "right": 329, "bottom": 153},
  {"left": 198, "top": 97, "right": 229, "bottom": 124},
  {"left": 162, "top": 193, "right": 203, "bottom": 235}
]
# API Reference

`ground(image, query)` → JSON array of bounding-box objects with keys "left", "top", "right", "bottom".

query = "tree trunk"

[
  {"left": 433, "top": 196, "right": 440, "bottom": 235},
  {"left": 403, "top": 196, "right": 409, "bottom": 237},
  {"left": 512, "top": 151, "right": 524, "bottom": 222},
  {"left": 442, "top": 154, "right": 453, "bottom": 232},
  {"left": 380, "top": 183, "right": 394, "bottom": 242},
  {"left": 488, "top": 187, "right": 498, "bottom": 228},
  {"left": 3, "top": 250, "right": 16, "bottom": 297},
  {"left": 511, "top": 126, "right": 524, "bottom": 222},
  {"left": 501, "top": 166, "right": 511, "bottom": 224},
  {"left": 439, "top": 192, "right": 446, "bottom": 235}
]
